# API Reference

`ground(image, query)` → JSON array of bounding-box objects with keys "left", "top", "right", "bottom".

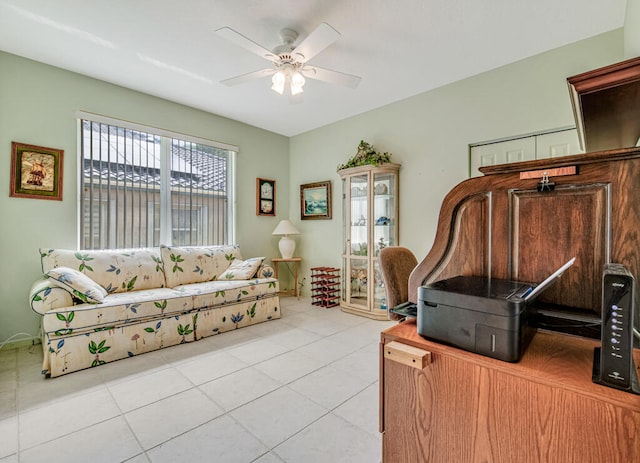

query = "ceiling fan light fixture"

[
  {"left": 217, "top": 23, "right": 361, "bottom": 95},
  {"left": 290, "top": 71, "right": 305, "bottom": 95},
  {"left": 271, "top": 70, "right": 286, "bottom": 94}
]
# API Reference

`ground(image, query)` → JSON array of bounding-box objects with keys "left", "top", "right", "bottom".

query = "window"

[{"left": 80, "top": 115, "right": 236, "bottom": 249}]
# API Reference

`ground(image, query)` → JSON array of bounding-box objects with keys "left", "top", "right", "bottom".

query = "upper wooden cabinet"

[{"left": 568, "top": 56, "right": 640, "bottom": 152}]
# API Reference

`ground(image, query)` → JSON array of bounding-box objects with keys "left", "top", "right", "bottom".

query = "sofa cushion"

[
  {"left": 218, "top": 257, "right": 265, "bottom": 280},
  {"left": 160, "top": 245, "right": 242, "bottom": 287},
  {"left": 42, "top": 288, "right": 193, "bottom": 336},
  {"left": 46, "top": 267, "right": 108, "bottom": 303},
  {"left": 40, "top": 248, "right": 165, "bottom": 293},
  {"left": 174, "top": 278, "right": 279, "bottom": 309}
]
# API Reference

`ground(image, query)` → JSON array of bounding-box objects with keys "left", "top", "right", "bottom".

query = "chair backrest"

[{"left": 379, "top": 246, "right": 418, "bottom": 317}]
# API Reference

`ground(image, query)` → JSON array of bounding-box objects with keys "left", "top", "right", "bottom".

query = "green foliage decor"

[{"left": 337, "top": 140, "right": 392, "bottom": 171}]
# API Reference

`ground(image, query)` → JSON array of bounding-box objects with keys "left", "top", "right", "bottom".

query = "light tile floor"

[{"left": 0, "top": 297, "right": 394, "bottom": 463}]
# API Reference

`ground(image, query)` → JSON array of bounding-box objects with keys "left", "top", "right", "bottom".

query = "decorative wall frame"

[
  {"left": 300, "top": 180, "right": 332, "bottom": 220},
  {"left": 10, "top": 142, "right": 64, "bottom": 201},
  {"left": 256, "top": 177, "right": 276, "bottom": 216}
]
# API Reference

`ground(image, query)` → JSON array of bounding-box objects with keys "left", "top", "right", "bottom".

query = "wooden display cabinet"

[{"left": 338, "top": 163, "right": 400, "bottom": 319}]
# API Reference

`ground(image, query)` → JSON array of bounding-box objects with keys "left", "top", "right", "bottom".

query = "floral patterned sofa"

[{"left": 29, "top": 245, "right": 280, "bottom": 377}]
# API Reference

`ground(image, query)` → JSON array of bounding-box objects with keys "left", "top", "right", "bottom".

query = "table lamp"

[{"left": 272, "top": 220, "right": 300, "bottom": 258}]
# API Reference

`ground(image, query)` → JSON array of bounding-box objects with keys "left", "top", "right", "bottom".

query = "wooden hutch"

[{"left": 379, "top": 57, "right": 640, "bottom": 462}]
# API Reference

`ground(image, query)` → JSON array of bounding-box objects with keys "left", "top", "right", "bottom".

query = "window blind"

[{"left": 80, "top": 118, "right": 235, "bottom": 249}]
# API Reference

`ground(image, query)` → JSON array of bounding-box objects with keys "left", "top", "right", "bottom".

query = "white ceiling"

[{"left": 0, "top": 0, "right": 628, "bottom": 137}]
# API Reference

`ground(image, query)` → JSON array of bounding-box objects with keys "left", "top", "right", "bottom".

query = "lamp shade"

[
  {"left": 272, "top": 220, "right": 300, "bottom": 236},
  {"left": 271, "top": 71, "right": 286, "bottom": 94},
  {"left": 272, "top": 220, "right": 300, "bottom": 259},
  {"left": 290, "top": 71, "right": 305, "bottom": 95}
]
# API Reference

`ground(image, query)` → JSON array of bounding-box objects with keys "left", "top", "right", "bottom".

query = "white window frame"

[{"left": 77, "top": 111, "right": 238, "bottom": 249}]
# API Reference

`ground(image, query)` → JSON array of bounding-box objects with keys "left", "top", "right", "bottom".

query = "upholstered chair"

[{"left": 379, "top": 246, "right": 418, "bottom": 321}]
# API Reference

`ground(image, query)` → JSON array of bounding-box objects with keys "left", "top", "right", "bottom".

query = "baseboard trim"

[{"left": 0, "top": 336, "right": 41, "bottom": 351}]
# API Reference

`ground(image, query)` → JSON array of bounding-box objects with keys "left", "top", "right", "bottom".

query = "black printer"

[{"left": 417, "top": 258, "right": 575, "bottom": 362}]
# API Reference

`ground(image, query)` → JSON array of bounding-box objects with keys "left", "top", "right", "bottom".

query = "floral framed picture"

[
  {"left": 256, "top": 177, "right": 276, "bottom": 216},
  {"left": 10, "top": 142, "right": 64, "bottom": 201},
  {"left": 300, "top": 180, "right": 332, "bottom": 220}
]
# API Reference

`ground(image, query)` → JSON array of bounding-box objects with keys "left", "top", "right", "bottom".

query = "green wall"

[
  {"left": 289, "top": 30, "right": 623, "bottom": 292},
  {"left": 0, "top": 51, "right": 289, "bottom": 345}
]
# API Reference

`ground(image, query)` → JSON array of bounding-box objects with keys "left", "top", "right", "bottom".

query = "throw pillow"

[
  {"left": 47, "top": 266, "right": 108, "bottom": 304},
  {"left": 218, "top": 257, "right": 265, "bottom": 280}
]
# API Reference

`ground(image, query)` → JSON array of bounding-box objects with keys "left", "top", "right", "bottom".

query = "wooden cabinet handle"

[{"left": 384, "top": 341, "right": 431, "bottom": 369}]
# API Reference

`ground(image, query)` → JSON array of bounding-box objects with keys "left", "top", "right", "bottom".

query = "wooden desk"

[
  {"left": 271, "top": 257, "right": 302, "bottom": 297},
  {"left": 380, "top": 320, "right": 640, "bottom": 462}
]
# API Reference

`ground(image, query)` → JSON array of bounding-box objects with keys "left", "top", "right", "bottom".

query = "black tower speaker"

[{"left": 593, "top": 263, "right": 639, "bottom": 394}]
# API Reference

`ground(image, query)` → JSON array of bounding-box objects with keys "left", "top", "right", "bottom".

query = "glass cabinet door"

[
  {"left": 347, "top": 174, "right": 368, "bottom": 308},
  {"left": 373, "top": 171, "right": 396, "bottom": 310},
  {"left": 349, "top": 174, "right": 368, "bottom": 257},
  {"left": 349, "top": 257, "right": 368, "bottom": 307},
  {"left": 373, "top": 172, "right": 396, "bottom": 256}
]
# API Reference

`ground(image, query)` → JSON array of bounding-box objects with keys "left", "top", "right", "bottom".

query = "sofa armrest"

[
  {"left": 29, "top": 278, "right": 74, "bottom": 315},
  {"left": 257, "top": 264, "right": 275, "bottom": 279}
]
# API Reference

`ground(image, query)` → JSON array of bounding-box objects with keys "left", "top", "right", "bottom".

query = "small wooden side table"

[{"left": 271, "top": 257, "right": 302, "bottom": 297}]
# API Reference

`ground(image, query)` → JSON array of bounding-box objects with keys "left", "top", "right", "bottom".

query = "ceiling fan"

[{"left": 215, "top": 23, "right": 361, "bottom": 100}]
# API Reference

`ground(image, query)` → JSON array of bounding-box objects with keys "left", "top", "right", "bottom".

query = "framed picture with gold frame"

[
  {"left": 10, "top": 142, "right": 64, "bottom": 201},
  {"left": 300, "top": 180, "right": 332, "bottom": 220},
  {"left": 256, "top": 177, "right": 276, "bottom": 216}
]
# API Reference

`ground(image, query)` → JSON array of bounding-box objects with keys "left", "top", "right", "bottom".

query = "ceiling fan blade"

[
  {"left": 216, "top": 27, "right": 277, "bottom": 62},
  {"left": 220, "top": 68, "right": 275, "bottom": 86},
  {"left": 303, "top": 65, "right": 361, "bottom": 89},
  {"left": 291, "top": 23, "right": 340, "bottom": 63}
]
